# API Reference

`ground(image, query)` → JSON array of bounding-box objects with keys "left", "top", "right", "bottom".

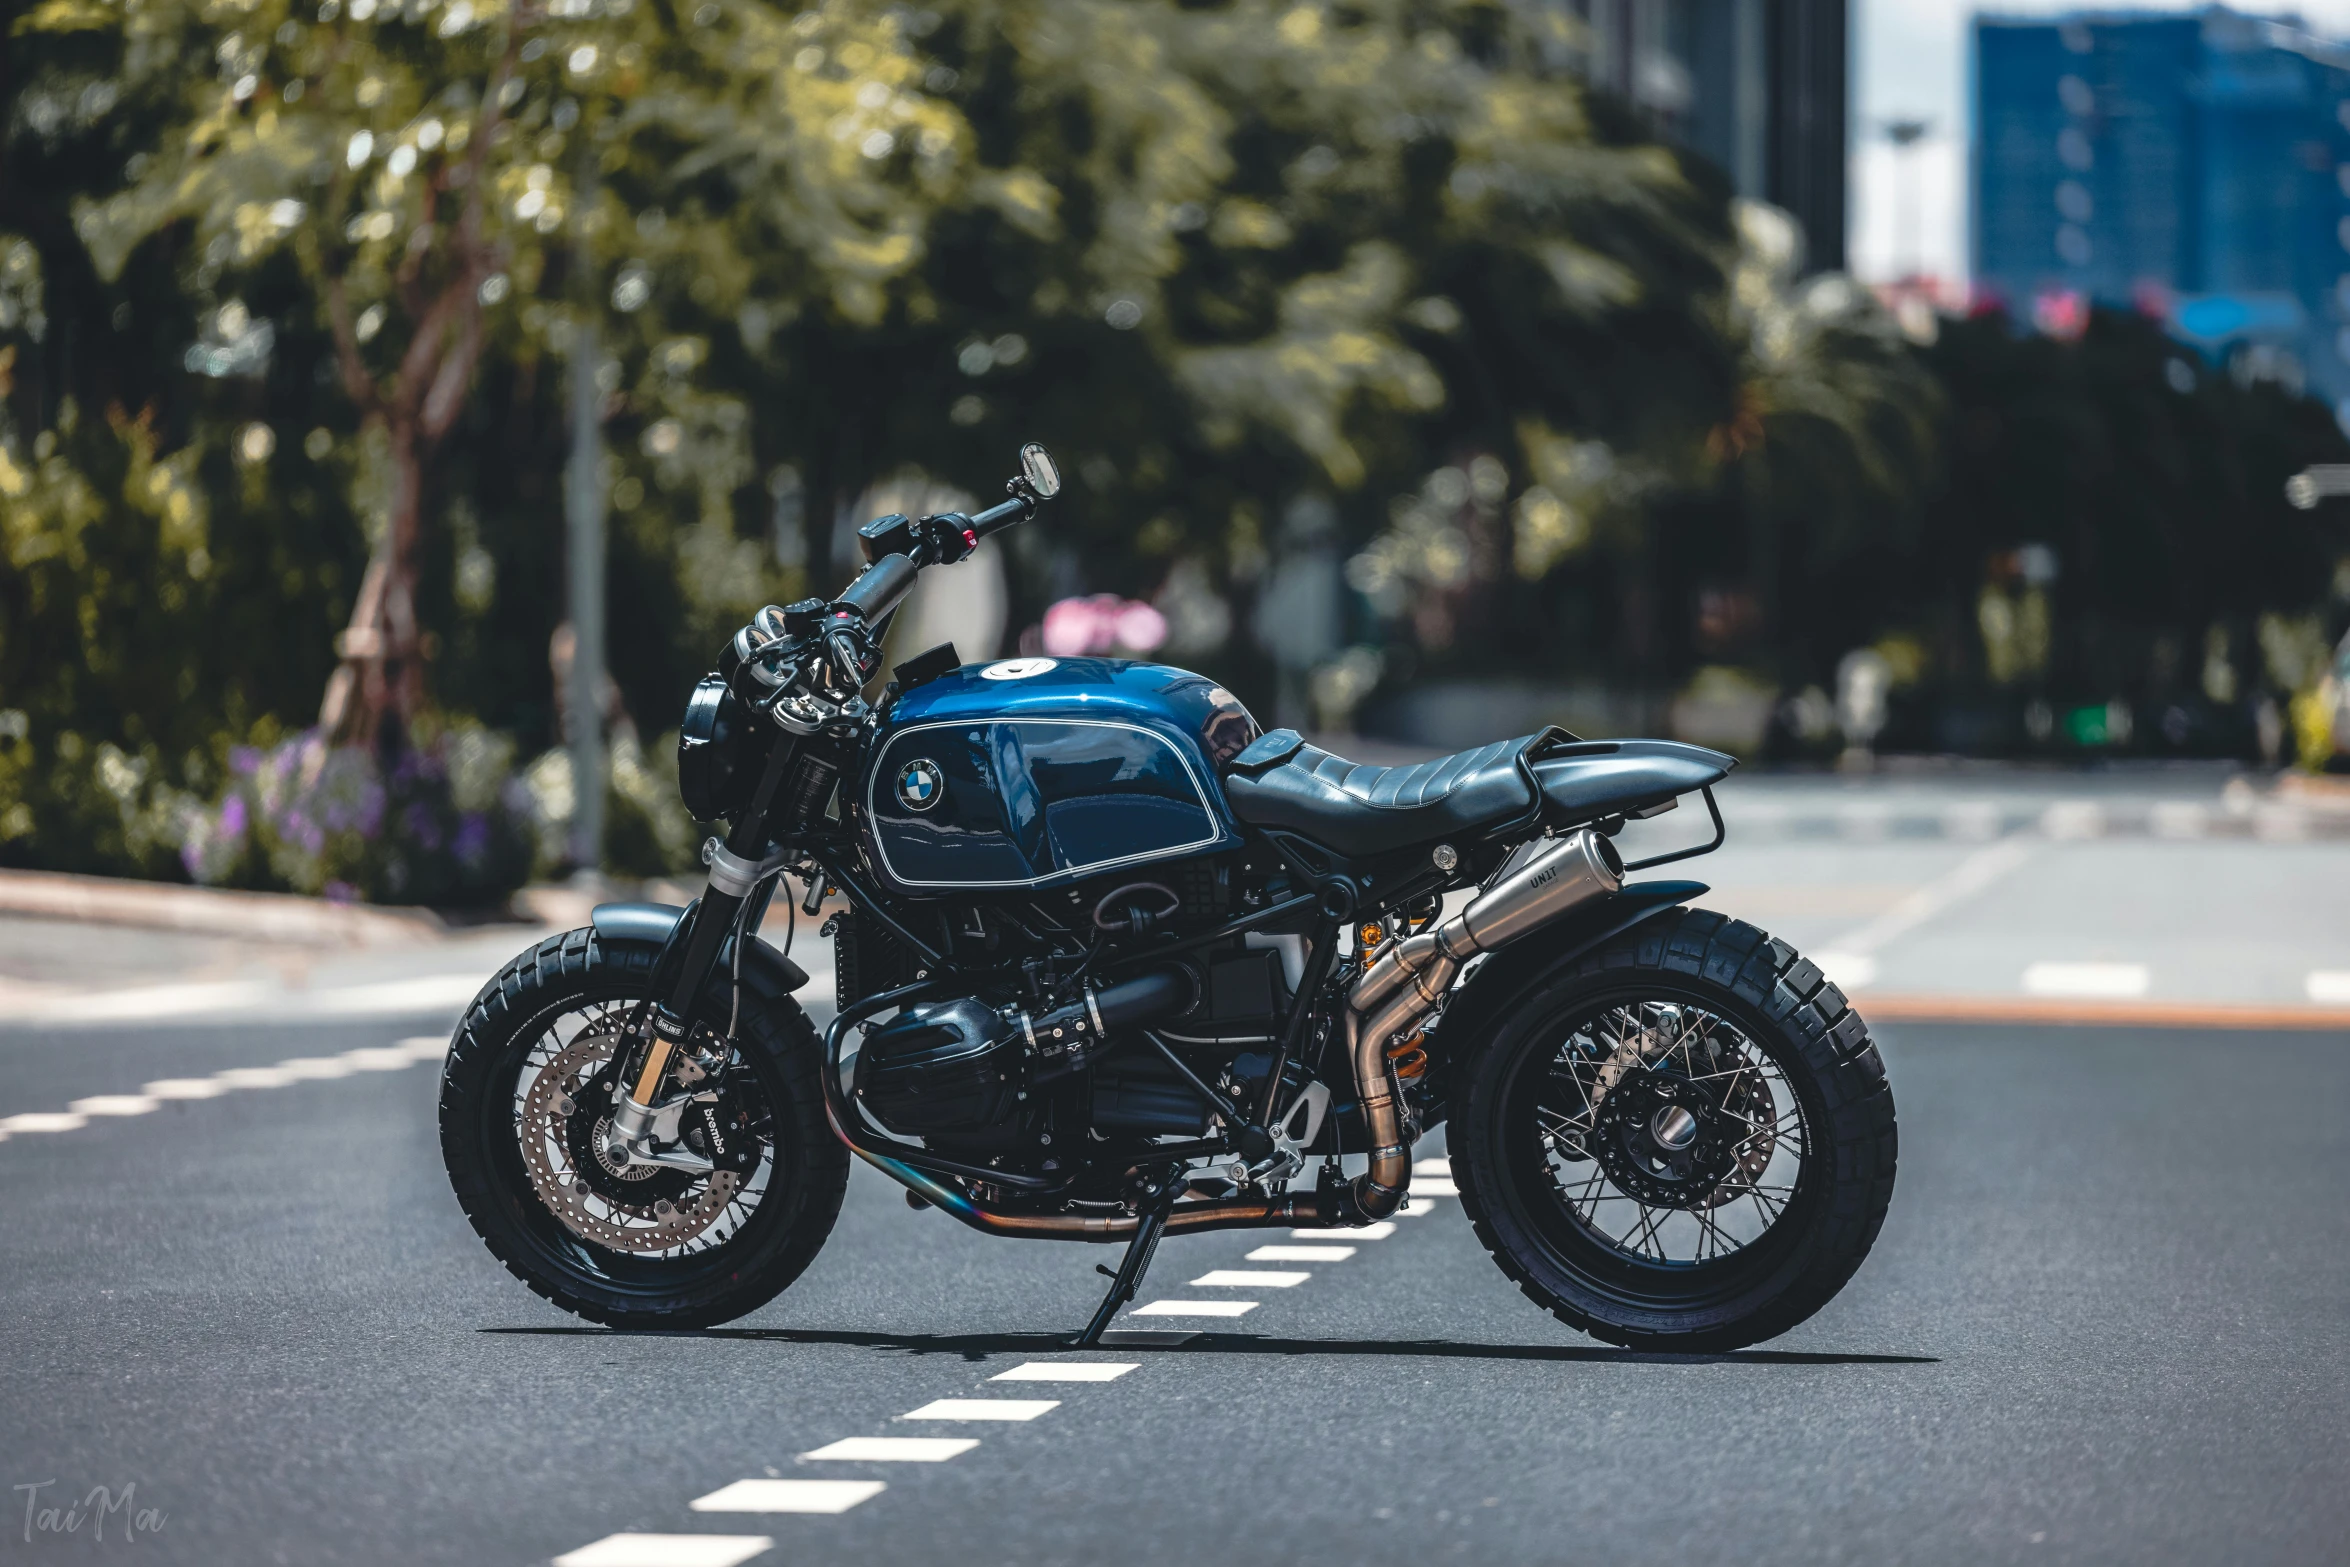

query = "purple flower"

[
  {"left": 454, "top": 812, "right": 490, "bottom": 864},
  {"left": 228, "top": 746, "right": 261, "bottom": 777},
  {"left": 322, "top": 880, "right": 357, "bottom": 903},
  {"left": 404, "top": 802, "right": 443, "bottom": 852},
  {"left": 358, "top": 780, "right": 386, "bottom": 837},
  {"left": 219, "top": 794, "right": 248, "bottom": 840}
]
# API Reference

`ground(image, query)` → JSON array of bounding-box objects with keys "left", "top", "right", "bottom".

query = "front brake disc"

[{"left": 517, "top": 1028, "right": 745, "bottom": 1253}]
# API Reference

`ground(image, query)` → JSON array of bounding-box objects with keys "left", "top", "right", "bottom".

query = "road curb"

[
  {"left": 0, "top": 867, "right": 446, "bottom": 948},
  {"left": 1854, "top": 992, "right": 2350, "bottom": 1030}
]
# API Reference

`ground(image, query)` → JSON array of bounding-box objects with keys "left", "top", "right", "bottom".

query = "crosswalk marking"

[
  {"left": 1291, "top": 1220, "right": 1395, "bottom": 1240},
  {"left": 690, "top": 1479, "right": 884, "bottom": 1514},
  {"left": 1412, "top": 1158, "right": 1451, "bottom": 1176},
  {"left": 1246, "top": 1244, "right": 1354, "bottom": 1262},
  {"left": 554, "top": 1534, "right": 774, "bottom": 1567},
  {"left": 1412, "top": 1176, "right": 1460, "bottom": 1197},
  {"left": 1128, "top": 1299, "right": 1256, "bottom": 1317},
  {"left": 988, "top": 1362, "right": 1137, "bottom": 1382},
  {"left": 801, "top": 1437, "right": 976, "bottom": 1461},
  {"left": 900, "top": 1398, "right": 1058, "bottom": 1420},
  {"left": 1190, "top": 1269, "right": 1308, "bottom": 1287}
]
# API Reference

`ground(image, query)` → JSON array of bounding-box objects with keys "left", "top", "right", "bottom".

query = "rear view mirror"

[{"left": 1019, "top": 443, "right": 1062, "bottom": 499}]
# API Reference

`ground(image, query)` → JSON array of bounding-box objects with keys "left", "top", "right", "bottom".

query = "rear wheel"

[
  {"left": 1450, "top": 909, "right": 1896, "bottom": 1351},
  {"left": 439, "top": 927, "right": 848, "bottom": 1328}
]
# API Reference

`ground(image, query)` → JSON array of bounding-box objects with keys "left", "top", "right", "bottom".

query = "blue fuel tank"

[{"left": 858, "top": 657, "right": 1259, "bottom": 895}]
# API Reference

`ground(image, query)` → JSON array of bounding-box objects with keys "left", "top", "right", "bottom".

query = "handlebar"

[
  {"left": 834, "top": 552, "right": 920, "bottom": 623},
  {"left": 966, "top": 493, "right": 1032, "bottom": 538}
]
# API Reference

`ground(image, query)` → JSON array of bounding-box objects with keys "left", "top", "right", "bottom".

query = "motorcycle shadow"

[{"left": 481, "top": 1325, "right": 1936, "bottom": 1367}]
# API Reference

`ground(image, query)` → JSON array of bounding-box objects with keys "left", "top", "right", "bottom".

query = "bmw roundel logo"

[{"left": 895, "top": 759, "right": 945, "bottom": 813}]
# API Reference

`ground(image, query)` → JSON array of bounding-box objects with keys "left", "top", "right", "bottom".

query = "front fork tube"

[{"left": 613, "top": 733, "right": 809, "bottom": 1144}]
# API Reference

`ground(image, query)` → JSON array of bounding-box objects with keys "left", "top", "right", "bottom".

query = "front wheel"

[
  {"left": 1450, "top": 908, "right": 1896, "bottom": 1351},
  {"left": 439, "top": 927, "right": 849, "bottom": 1328}
]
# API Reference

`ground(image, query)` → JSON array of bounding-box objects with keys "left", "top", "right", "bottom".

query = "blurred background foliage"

[{"left": 3, "top": 0, "right": 2348, "bottom": 900}]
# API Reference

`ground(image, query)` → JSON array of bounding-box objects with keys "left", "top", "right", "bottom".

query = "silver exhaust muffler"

[{"left": 1343, "top": 827, "right": 1624, "bottom": 1219}]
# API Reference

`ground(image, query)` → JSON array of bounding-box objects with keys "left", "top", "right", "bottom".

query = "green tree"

[{"left": 47, "top": 0, "right": 967, "bottom": 742}]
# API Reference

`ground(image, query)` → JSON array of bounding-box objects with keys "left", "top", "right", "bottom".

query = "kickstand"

[{"left": 1069, "top": 1170, "right": 1180, "bottom": 1347}]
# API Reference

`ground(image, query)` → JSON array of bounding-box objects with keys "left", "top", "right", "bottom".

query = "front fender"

[
  {"left": 589, "top": 900, "right": 811, "bottom": 1021},
  {"left": 1417, "top": 879, "right": 1707, "bottom": 1117}
]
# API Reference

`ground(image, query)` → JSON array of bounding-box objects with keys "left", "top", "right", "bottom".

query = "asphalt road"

[{"left": 4, "top": 1006, "right": 2345, "bottom": 1566}]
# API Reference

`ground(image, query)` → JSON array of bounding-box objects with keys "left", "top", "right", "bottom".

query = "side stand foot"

[{"left": 1068, "top": 1172, "right": 1178, "bottom": 1348}]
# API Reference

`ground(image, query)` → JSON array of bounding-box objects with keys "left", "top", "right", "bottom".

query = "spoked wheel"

[
  {"left": 1452, "top": 909, "right": 1896, "bottom": 1351},
  {"left": 440, "top": 929, "right": 847, "bottom": 1328}
]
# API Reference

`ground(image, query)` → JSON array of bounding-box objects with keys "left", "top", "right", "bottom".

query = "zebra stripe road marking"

[
  {"left": 1128, "top": 1299, "right": 1256, "bottom": 1317},
  {"left": 1190, "top": 1269, "right": 1309, "bottom": 1287}
]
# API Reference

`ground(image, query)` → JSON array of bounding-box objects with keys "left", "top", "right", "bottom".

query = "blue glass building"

[{"left": 1975, "top": 8, "right": 2350, "bottom": 417}]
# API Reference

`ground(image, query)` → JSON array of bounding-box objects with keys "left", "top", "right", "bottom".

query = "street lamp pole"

[{"left": 564, "top": 151, "right": 607, "bottom": 878}]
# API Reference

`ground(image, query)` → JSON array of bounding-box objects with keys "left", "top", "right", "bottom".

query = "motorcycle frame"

[{"left": 624, "top": 721, "right": 1716, "bottom": 1249}]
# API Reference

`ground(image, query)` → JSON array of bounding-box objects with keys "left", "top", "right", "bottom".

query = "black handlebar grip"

[
  {"left": 834, "top": 552, "right": 920, "bottom": 622},
  {"left": 967, "top": 496, "right": 1031, "bottom": 538}
]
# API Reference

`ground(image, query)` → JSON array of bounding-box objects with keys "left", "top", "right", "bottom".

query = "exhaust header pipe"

[{"left": 1342, "top": 828, "right": 1623, "bottom": 1220}]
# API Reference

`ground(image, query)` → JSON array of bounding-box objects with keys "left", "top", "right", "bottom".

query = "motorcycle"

[{"left": 439, "top": 444, "right": 1897, "bottom": 1351}]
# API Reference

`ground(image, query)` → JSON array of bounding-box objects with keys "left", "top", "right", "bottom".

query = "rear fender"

[
  {"left": 589, "top": 901, "right": 811, "bottom": 1024},
  {"left": 1416, "top": 879, "right": 1707, "bottom": 1114}
]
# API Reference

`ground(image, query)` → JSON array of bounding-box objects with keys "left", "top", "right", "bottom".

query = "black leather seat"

[{"left": 1221, "top": 729, "right": 1541, "bottom": 858}]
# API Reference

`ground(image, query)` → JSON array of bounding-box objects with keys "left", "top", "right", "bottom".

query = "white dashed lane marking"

[
  {"left": 1246, "top": 1244, "right": 1354, "bottom": 1262},
  {"left": 554, "top": 1534, "right": 774, "bottom": 1567},
  {"left": 1128, "top": 1299, "right": 1256, "bottom": 1317},
  {"left": 1191, "top": 1269, "right": 1309, "bottom": 1287},
  {"left": 803, "top": 1437, "right": 978, "bottom": 1462},
  {"left": 691, "top": 1479, "right": 885, "bottom": 1515},
  {"left": 0, "top": 1111, "right": 86, "bottom": 1135},
  {"left": 2022, "top": 962, "right": 2151, "bottom": 999},
  {"left": 141, "top": 1077, "right": 232, "bottom": 1100},
  {"left": 900, "top": 1398, "right": 1059, "bottom": 1421},
  {"left": 552, "top": 1186, "right": 1455, "bottom": 1558},
  {"left": 68, "top": 1094, "right": 166, "bottom": 1117},
  {"left": 988, "top": 1362, "right": 1137, "bottom": 1382},
  {"left": 0, "top": 1035, "right": 445, "bottom": 1143}
]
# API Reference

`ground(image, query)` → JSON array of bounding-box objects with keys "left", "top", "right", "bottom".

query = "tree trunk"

[{"left": 318, "top": 416, "right": 425, "bottom": 749}]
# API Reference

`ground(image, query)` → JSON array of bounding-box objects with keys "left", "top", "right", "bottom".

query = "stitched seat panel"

[{"left": 1221, "top": 735, "right": 1540, "bottom": 859}]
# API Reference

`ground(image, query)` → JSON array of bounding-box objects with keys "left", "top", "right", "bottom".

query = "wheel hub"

[
  {"left": 518, "top": 1028, "right": 751, "bottom": 1253},
  {"left": 1588, "top": 1068, "right": 1739, "bottom": 1208}
]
